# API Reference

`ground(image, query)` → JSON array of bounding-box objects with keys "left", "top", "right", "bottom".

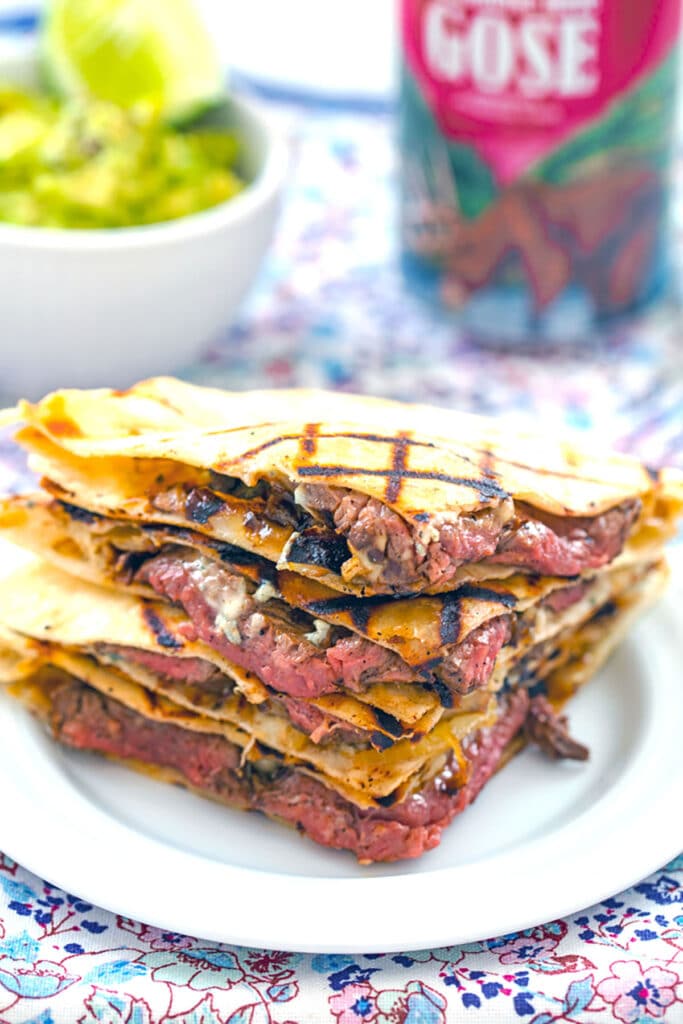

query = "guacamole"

[{"left": 0, "top": 87, "right": 245, "bottom": 229}]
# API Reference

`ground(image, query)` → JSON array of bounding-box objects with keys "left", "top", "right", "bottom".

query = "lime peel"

[{"left": 41, "top": 0, "right": 224, "bottom": 124}]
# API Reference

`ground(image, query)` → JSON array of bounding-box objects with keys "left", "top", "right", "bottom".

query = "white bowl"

[{"left": 0, "top": 41, "right": 287, "bottom": 399}]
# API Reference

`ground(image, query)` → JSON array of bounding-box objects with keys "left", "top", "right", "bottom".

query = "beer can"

[{"left": 400, "top": 0, "right": 681, "bottom": 343}]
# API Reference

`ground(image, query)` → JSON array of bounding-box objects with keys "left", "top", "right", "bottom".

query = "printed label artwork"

[{"left": 400, "top": 0, "right": 681, "bottom": 323}]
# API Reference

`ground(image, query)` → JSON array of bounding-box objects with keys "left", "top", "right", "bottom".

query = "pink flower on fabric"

[
  {"left": 597, "top": 961, "right": 680, "bottom": 1022},
  {"left": 498, "top": 935, "right": 559, "bottom": 964},
  {"left": 329, "top": 983, "right": 378, "bottom": 1024}
]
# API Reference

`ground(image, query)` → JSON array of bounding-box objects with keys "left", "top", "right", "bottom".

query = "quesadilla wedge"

[
  {"left": 0, "top": 553, "right": 667, "bottom": 862},
  {"left": 1, "top": 377, "right": 680, "bottom": 864},
  {"left": 7, "top": 378, "right": 682, "bottom": 596}
]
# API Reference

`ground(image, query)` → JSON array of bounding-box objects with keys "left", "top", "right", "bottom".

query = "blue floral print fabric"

[{"left": 0, "top": 853, "right": 682, "bottom": 1022}]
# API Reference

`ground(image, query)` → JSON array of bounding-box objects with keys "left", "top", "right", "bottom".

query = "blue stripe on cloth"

[
  {"left": 0, "top": 9, "right": 38, "bottom": 34},
  {"left": 229, "top": 70, "right": 395, "bottom": 115}
]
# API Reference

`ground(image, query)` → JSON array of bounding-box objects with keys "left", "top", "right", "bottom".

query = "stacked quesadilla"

[{"left": 0, "top": 378, "right": 680, "bottom": 862}]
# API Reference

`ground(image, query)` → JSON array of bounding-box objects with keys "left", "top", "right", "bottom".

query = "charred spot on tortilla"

[
  {"left": 349, "top": 604, "right": 373, "bottom": 633},
  {"left": 590, "top": 599, "right": 618, "bottom": 622},
  {"left": 369, "top": 706, "right": 405, "bottom": 739},
  {"left": 58, "top": 501, "right": 98, "bottom": 525},
  {"left": 303, "top": 591, "right": 415, "bottom": 638},
  {"left": 429, "top": 677, "right": 456, "bottom": 709},
  {"left": 211, "top": 539, "right": 275, "bottom": 575},
  {"left": 457, "top": 584, "right": 518, "bottom": 608},
  {"left": 287, "top": 527, "right": 351, "bottom": 575},
  {"left": 142, "top": 605, "right": 183, "bottom": 649},
  {"left": 385, "top": 433, "right": 410, "bottom": 504},
  {"left": 438, "top": 596, "right": 462, "bottom": 647},
  {"left": 478, "top": 448, "right": 496, "bottom": 478},
  {"left": 374, "top": 791, "right": 399, "bottom": 808},
  {"left": 301, "top": 423, "right": 320, "bottom": 456}
]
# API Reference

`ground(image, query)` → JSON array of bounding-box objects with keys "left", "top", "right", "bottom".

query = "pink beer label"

[{"left": 403, "top": 0, "right": 681, "bottom": 183}]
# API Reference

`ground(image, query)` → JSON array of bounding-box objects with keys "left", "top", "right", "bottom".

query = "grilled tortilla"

[
  {"left": 0, "top": 494, "right": 659, "bottom": 702},
  {"left": 7, "top": 378, "right": 682, "bottom": 596}
]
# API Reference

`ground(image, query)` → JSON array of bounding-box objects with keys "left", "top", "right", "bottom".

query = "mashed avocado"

[{"left": 0, "top": 87, "right": 245, "bottom": 228}]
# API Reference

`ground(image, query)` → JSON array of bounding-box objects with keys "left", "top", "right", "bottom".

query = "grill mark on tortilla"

[
  {"left": 143, "top": 688, "right": 160, "bottom": 711},
  {"left": 217, "top": 434, "right": 299, "bottom": 465},
  {"left": 305, "top": 591, "right": 414, "bottom": 620},
  {"left": 479, "top": 448, "right": 496, "bottom": 478},
  {"left": 439, "top": 597, "right": 462, "bottom": 647},
  {"left": 302, "top": 423, "right": 319, "bottom": 455},
  {"left": 430, "top": 678, "right": 455, "bottom": 708},
  {"left": 209, "top": 428, "right": 622, "bottom": 490},
  {"left": 462, "top": 443, "right": 639, "bottom": 489},
  {"left": 209, "top": 539, "right": 275, "bottom": 574},
  {"left": 222, "top": 430, "right": 441, "bottom": 464},
  {"left": 438, "top": 584, "right": 518, "bottom": 646},
  {"left": 385, "top": 432, "right": 410, "bottom": 504},
  {"left": 142, "top": 605, "right": 183, "bottom": 649},
  {"left": 296, "top": 464, "right": 508, "bottom": 501},
  {"left": 219, "top": 429, "right": 505, "bottom": 485},
  {"left": 134, "top": 522, "right": 273, "bottom": 574},
  {"left": 447, "top": 583, "right": 518, "bottom": 607},
  {"left": 350, "top": 605, "right": 371, "bottom": 632},
  {"left": 336, "top": 432, "right": 436, "bottom": 448}
]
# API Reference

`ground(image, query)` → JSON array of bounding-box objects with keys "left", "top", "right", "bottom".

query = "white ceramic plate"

[{"left": 0, "top": 548, "right": 681, "bottom": 954}]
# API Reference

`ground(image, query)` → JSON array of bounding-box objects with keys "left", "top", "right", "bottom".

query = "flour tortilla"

[
  {"left": 8, "top": 378, "right": 682, "bottom": 596},
  {"left": 0, "top": 493, "right": 671, "bottom": 667}
]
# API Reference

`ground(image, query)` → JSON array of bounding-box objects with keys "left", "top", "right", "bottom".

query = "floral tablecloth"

[
  {"left": 0, "top": 848, "right": 680, "bottom": 1024},
  {"left": 2, "top": 13, "right": 683, "bottom": 1024}
]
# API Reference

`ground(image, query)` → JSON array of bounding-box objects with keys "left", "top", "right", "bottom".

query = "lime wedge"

[{"left": 41, "top": 0, "right": 223, "bottom": 123}]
